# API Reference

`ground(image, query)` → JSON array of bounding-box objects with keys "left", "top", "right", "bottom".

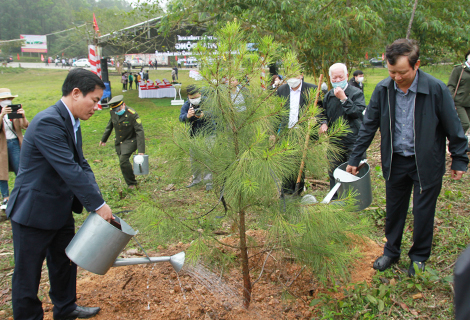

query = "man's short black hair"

[
  {"left": 62, "top": 68, "right": 105, "bottom": 97},
  {"left": 465, "top": 50, "right": 470, "bottom": 61},
  {"left": 353, "top": 70, "right": 364, "bottom": 77},
  {"left": 385, "top": 38, "right": 420, "bottom": 68},
  {"left": 186, "top": 85, "right": 199, "bottom": 95}
]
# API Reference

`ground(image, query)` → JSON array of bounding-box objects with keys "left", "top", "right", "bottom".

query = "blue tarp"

[{"left": 101, "top": 82, "right": 112, "bottom": 102}]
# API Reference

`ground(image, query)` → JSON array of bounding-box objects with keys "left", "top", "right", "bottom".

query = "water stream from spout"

[
  {"left": 146, "top": 264, "right": 156, "bottom": 310},
  {"left": 175, "top": 272, "right": 191, "bottom": 318}
]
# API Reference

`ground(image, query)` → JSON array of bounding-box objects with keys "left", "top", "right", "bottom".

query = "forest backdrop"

[{"left": 0, "top": 0, "right": 469, "bottom": 67}]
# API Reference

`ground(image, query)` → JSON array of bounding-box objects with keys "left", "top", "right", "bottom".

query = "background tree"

[
  {"left": 162, "top": 0, "right": 384, "bottom": 82},
  {"left": 158, "top": 0, "right": 470, "bottom": 75},
  {"left": 169, "top": 21, "right": 366, "bottom": 308}
]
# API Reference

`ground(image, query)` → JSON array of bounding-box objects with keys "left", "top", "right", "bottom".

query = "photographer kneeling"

[
  {"left": 179, "top": 85, "right": 214, "bottom": 190},
  {"left": 0, "top": 88, "right": 29, "bottom": 210}
]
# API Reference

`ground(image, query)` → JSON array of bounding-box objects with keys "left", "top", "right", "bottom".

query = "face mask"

[
  {"left": 331, "top": 79, "right": 347, "bottom": 90},
  {"left": 287, "top": 78, "right": 302, "bottom": 89},
  {"left": 115, "top": 108, "right": 125, "bottom": 116},
  {"left": 274, "top": 79, "right": 280, "bottom": 86},
  {"left": 357, "top": 76, "right": 364, "bottom": 83},
  {"left": 189, "top": 97, "right": 201, "bottom": 106},
  {"left": 0, "top": 100, "right": 12, "bottom": 108},
  {"left": 467, "top": 56, "right": 470, "bottom": 64}
]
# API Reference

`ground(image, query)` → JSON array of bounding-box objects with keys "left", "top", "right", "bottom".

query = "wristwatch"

[{"left": 340, "top": 98, "right": 347, "bottom": 104}]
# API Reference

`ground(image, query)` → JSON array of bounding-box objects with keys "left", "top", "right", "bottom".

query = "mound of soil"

[{"left": 38, "top": 231, "right": 383, "bottom": 320}]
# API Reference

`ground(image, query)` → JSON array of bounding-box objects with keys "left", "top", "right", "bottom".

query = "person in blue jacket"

[{"left": 179, "top": 85, "right": 214, "bottom": 189}]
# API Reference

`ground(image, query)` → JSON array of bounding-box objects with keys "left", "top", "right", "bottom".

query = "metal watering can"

[
  {"left": 66, "top": 212, "right": 185, "bottom": 275},
  {"left": 133, "top": 154, "right": 149, "bottom": 175},
  {"left": 321, "top": 160, "right": 372, "bottom": 211}
]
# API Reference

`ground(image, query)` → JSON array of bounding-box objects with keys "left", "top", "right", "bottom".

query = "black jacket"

[
  {"left": 179, "top": 98, "right": 213, "bottom": 137},
  {"left": 349, "top": 78, "right": 364, "bottom": 92},
  {"left": 349, "top": 70, "right": 468, "bottom": 191},
  {"left": 321, "top": 85, "right": 366, "bottom": 147},
  {"left": 276, "top": 81, "right": 318, "bottom": 131}
]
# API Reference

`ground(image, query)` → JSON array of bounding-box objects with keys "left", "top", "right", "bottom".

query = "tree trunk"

[
  {"left": 406, "top": 0, "right": 419, "bottom": 39},
  {"left": 239, "top": 207, "right": 252, "bottom": 308}
]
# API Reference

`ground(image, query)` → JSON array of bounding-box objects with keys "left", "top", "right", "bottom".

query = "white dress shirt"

[{"left": 288, "top": 82, "right": 302, "bottom": 128}]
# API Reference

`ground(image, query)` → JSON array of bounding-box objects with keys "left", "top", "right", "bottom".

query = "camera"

[
  {"left": 193, "top": 108, "right": 202, "bottom": 116},
  {"left": 7, "top": 104, "right": 23, "bottom": 119}
]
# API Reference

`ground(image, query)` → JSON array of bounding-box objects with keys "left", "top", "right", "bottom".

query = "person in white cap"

[{"left": 0, "top": 88, "right": 29, "bottom": 210}]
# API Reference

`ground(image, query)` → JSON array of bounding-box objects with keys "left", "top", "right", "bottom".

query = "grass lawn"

[{"left": 0, "top": 64, "right": 467, "bottom": 319}]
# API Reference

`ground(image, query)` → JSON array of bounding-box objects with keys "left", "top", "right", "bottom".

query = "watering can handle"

[
  {"left": 133, "top": 236, "right": 152, "bottom": 262},
  {"left": 357, "top": 159, "right": 368, "bottom": 171}
]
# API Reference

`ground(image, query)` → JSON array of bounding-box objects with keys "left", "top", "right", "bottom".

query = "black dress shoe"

[
  {"left": 408, "top": 261, "right": 425, "bottom": 276},
  {"left": 373, "top": 255, "right": 399, "bottom": 271},
  {"left": 54, "top": 306, "right": 101, "bottom": 320}
]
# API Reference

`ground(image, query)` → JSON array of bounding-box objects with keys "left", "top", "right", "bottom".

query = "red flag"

[
  {"left": 93, "top": 13, "right": 101, "bottom": 36},
  {"left": 382, "top": 53, "right": 385, "bottom": 60},
  {"left": 17, "top": 54, "right": 20, "bottom": 61},
  {"left": 41, "top": 54, "right": 44, "bottom": 61},
  {"left": 365, "top": 52, "right": 368, "bottom": 60},
  {"left": 175, "top": 56, "right": 178, "bottom": 61}
]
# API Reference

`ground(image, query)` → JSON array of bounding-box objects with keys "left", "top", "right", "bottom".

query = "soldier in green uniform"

[
  {"left": 448, "top": 50, "right": 470, "bottom": 134},
  {"left": 99, "top": 95, "right": 145, "bottom": 189}
]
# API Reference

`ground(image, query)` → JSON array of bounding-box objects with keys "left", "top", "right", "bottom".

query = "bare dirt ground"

[
  {"left": 0, "top": 229, "right": 380, "bottom": 320},
  {"left": 0, "top": 222, "right": 382, "bottom": 320}
]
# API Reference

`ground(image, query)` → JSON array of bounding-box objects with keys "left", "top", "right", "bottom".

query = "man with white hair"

[{"left": 320, "top": 63, "right": 366, "bottom": 200}]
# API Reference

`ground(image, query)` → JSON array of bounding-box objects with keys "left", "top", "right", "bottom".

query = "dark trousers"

[
  {"left": 384, "top": 154, "right": 442, "bottom": 262},
  {"left": 116, "top": 147, "right": 137, "bottom": 186},
  {"left": 11, "top": 218, "right": 77, "bottom": 320},
  {"left": 282, "top": 172, "right": 304, "bottom": 196}
]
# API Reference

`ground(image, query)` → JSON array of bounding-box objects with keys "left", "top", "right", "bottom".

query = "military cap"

[{"left": 102, "top": 95, "right": 124, "bottom": 109}]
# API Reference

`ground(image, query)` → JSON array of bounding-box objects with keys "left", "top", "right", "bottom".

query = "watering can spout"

[
  {"left": 170, "top": 251, "right": 185, "bottom": 273},
  {"left": 112, "top": 251, "right": 185, "bottom": 272}
]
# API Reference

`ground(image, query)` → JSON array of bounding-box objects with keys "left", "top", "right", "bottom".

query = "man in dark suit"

[
  {"left": 276, "top": 73, "right": 317, "bottom": 195},
  {"left": 320, "top": 63, "right": 366, "bottom": 200},
  {"left": 6, "top": 69, "right": 113, "bottom": 320}
]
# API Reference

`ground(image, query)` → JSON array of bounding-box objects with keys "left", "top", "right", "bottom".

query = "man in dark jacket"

[
  {"left": 179, "top": 85, "right": 213, "bottom": 189},
  {"left": 346, "top": 39, "right": 468, "bottom": 276},
  {"left": 7, "top": 69, "right": 112, "bottom": 320},
  {"left": 277, "top": 73, "right": 317, "bottom": 195},
  {"left": 320, "top": 63, "right": 366, "bottom": 200},
  {"left": 348, "top": 70, "right": 364, "bottom": 92}
]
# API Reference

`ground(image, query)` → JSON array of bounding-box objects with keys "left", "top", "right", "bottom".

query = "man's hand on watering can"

[
  {"left": 346, "top": 165, "right": 358, "bottom": 175},
  {"left": 451, "top": 170, "right": 465, "bottom": 180},
  {"left": 96, "top": 204, "right": 114, "bottom": 222}
]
